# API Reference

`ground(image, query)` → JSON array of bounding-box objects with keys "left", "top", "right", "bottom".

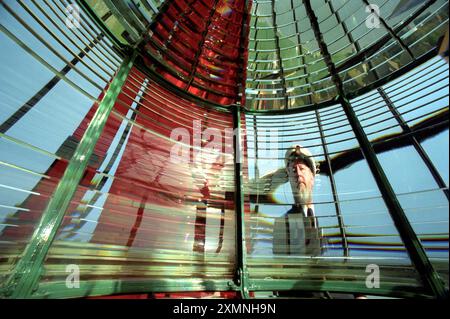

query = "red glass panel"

[{"left": 144, "top": 0, "right": 251, "bottom": 105}]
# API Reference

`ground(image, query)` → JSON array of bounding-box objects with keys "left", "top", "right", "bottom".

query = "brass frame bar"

[
  {"left": 0, "top": 53, "right": 136, "bottom": 298},
  {"left": 270, "top": 0, "right": 289, "bottom": 109},
  {"left": 315, "top": 109, "right": 349, "bottom": 257},
  {"left": 233, "top": 104, "right": 250, "bottom": 299}
]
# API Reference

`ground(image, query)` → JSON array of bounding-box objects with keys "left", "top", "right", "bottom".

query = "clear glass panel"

[
  {"left": 39, "top": 69, "right": 237, "bottom": 295},
  {"left": 245, "top": 0, "right": 448, "bottom": 111},
  {"left": 0, "top": 0, "right": 122, "bottom": 288},
  {"left": 1, "top": 0, "right": 448, "bottom": 299},
  {"left": 244, "top": 106, "right": 422, "bottom": 296},
  {"left": 354, "top": 58, "right": 450, "bottom": 288},
  {"left": 421, "top": 130, "right": 449, "bottom": 188}
]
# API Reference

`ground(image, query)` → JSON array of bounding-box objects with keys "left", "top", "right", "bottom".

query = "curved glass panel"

[
  {"left": 36, "top": 68, "right": 237, "bottom": 298},
  {"left": 245, "top": 0, "right": 449, "bottom": 110},
  {"left": 85, "top": 0, "right": 165, "bottom": 45},
  {"left": 0, "top": 0, "right": 448, "bottom": 300},
  {"left": 243, "top": 106, "right": 424, "bottom": 297},
  {"left": 352, "top": 56, "right": 449, "bottom": 287},
  {"left": 0, "top": 0, "right": 123, "bottom": 287},
  {"left": 140, "top": 0, "right": 250, "bottom": 105}
]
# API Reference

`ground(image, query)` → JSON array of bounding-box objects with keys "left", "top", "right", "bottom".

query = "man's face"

[{"left": 287, "top": 158, "right": 315, "bottom": 205}]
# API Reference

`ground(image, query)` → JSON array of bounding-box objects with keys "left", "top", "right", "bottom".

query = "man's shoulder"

[
  {"left": 274, "top": 208, "right": 304, "bottom": 225},
  {"left": 286, "top": 205, "right": 305, "bottom": 215}
]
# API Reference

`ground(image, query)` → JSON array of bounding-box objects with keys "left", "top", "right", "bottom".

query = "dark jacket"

[{"left": 272, "top": 205, "right": 324, "bottom": 256}]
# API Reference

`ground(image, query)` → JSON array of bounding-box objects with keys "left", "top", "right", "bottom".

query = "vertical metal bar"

[
  {"left": 315, "top": 109, "right": 349, "bottom": 257},
  {"left": 271, "top": 0, "right": 289, "bottom": 109},
  {"left": 378, "top": 87, "right": 449, "bottom": 200},
  {"left": 237, "top": 0, "right": 251, "bottom": 106},
  {"left": 233, "top": 104, "right": 250, "bottom": 299},
  {"left": 250, "top": 2, "right": 263, "bottom": 110},
  {"left": 290, "top": 0, "right": 313, "bottom": 105},
  {"left": 303, "top": 0, "right": 447, "bottom": 299},
  {"left": 1, "top": 53, "right": 135, "bottom": 298},
  {"left": 253, "top": 115, "right": 261, "bottom": 214},
  {"left": 233, "top": 1, "right": 251, "bottom": 297},
  {"left": 250, "top": 2, "right": 260, "bottom": 69}
]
